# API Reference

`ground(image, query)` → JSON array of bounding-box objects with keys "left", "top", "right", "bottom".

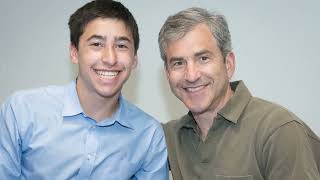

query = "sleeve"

[
  {"left": 134, "top": 124, "right": 169, "bottom": 180},
  {"left": 262, "top": 121, "right": 320, "bottom": 180},
  {"left": 0, "top": 98, "right": 22, "bottom": 179}
]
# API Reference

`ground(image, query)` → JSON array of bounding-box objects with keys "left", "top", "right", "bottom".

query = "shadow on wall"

[
  {"left": 158, "top": 66, "right": 187, "bottom": 122},
  {"left": 122, "top": 69, "right": 139, "bottom": 103},
  {"left": 68, "top": 57, "right": 78, "bottom": 81}
]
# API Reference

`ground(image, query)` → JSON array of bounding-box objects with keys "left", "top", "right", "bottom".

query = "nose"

[
  {"left": 185, "top": 61, "right": 200, "bottom": 82},
  {"left": 101, "top": 46, "right": 117, "bottom": 66}
]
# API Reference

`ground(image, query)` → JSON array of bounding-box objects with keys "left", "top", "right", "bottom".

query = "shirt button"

[
  {"left": 87, "top": 154, "right": 91, "bottom": 160},
  {"left": 201, "top": 158, "right": 209, "bottom": 163}
]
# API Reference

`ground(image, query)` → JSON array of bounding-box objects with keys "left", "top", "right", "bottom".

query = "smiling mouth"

[
  {"left": 94, "top": 69, "right": 119, "bottom": 78},
  {"left": 184, "top": 85, "right": 207, "bottom": 92}
]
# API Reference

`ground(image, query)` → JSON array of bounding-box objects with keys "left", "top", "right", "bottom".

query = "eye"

[
  {"left": 200, "top": 56, "right": 209, "bottom": 62},
  {"left": 116, "top": 40, "right": 131, "bottom": 50},
  {"left": 173, "top": 61, "right": 183, "bottom": 66},
  {"left": 117, "top": 44, "right": 128, "bottom": 49},
  {"left": 90, "top": 42, "right": 104, "bottom": 47},
  {"left": 169, "top": 60, "right": 186, "bottom": 70}
]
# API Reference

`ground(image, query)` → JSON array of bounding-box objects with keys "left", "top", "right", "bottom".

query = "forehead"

[
  {"left": 165, "top": 24, "right": 220, "bottom": 58},
  {"left": 81, "top": 18, "right": 133, "bottom": 41}
]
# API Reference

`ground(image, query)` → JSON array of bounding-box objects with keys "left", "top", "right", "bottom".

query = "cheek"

[
  {"left": 206, "top": 65, "right": 227, "bottom": 78},
  {"left": 167, "top": 72, "right": 179, "bottom": 83},
  {"left": 129, "top": 58, "right": 137, "bottom": 68},
  {"left": 78, "top": 51, "right": 95, "bottom": 63},
  {"left": 168, "top": 76, "right": 183, "bottom": 90},
  {"left": 118, "top": 54, "right": 136, "bottom": 65}
]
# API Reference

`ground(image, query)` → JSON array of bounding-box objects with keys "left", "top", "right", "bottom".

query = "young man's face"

[
  {"left": 70, "top": 18, "right": 137, "bottom": 100},
  {"left": 165, "top": 23, "right": 235, "bottom": 115}
]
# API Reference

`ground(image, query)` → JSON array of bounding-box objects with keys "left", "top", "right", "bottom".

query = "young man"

[
  {"left": 0, "top": 1, "right": 168, "bottom": 179},
  {"left": 158, "top": 7, "right": 320, "bottom": 180}
]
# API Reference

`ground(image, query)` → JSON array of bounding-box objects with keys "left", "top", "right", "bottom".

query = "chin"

[
  {"left": 190, "top": 109, "right": 206, "bottom": 115},
  {"left": 186, "top": 104, "right": 208, "bottom": 115},
  {"left": 100, "top": 93, "right": 120, "bottom": 99},
  {"left": 97, "top": 88, "right": 121, "bottom": 99}
]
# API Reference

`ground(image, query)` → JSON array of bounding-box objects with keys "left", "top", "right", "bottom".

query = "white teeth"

[
  {"left": 186, "top": 86, "right": 203, "bottom": 92},
  {"left": 95, "top": 70, "right": 119, "bottom": 77}
]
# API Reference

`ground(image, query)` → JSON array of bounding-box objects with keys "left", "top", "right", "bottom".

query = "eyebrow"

[
  {"left": 86, "top": 35, "right": 106, "bottom": 42},
  {"left": 168, "top": 57, "right": 185, "bottom": 63},
  {"left": 86, "top": 35, "right": 132, "bottom": 45},
  {"left": 115, "top": 36, "right": 132, "bottom": 43},
  {"left": 194, "top": 50, "right": 211, "bottom": 57},
  {"left": 168, "top": 49, "right": 212, "bottom": 63}
]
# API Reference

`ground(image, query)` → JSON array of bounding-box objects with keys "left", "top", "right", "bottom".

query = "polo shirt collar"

[
  {"left": 218, "top": 80, "right": 252, "bottom": 124},
  {"left": 179, "top": 112, "right": 197, "bottom": 129}
]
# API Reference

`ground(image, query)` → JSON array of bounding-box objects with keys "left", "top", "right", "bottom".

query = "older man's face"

[{"left": 165, "top": 23, "right": 235, "bottom": 116}]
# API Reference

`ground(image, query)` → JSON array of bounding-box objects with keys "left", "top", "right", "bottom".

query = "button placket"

[{"left": 76, "top": 125, "right": 99, "bottom": 180}]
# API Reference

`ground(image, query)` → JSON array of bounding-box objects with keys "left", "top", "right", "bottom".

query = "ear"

[
  {"left": 131, "top": 54, "right": 138, "bottom": 69},
  {"left": 69, "top": 44, "right": 79, "bottom": 64},
  {"left": 164, "top": 61, "right": 171, "bottom": 82},
  {"left": 225, "top": 52, "right": 236, "bottom": 80}
]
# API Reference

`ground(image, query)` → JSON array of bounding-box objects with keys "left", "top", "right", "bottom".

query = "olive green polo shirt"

[{"left": 164, "top": 81, "right": 320, "bottom": 180}]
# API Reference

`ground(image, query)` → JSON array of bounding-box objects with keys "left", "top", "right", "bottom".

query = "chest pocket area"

[{"left": 216, "top": 175, "right": 253, "bottom": 180}]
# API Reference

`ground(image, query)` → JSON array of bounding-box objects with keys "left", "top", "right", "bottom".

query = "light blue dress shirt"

[{"left": 0, "top": 82, "right": 168, "bottom": 180}]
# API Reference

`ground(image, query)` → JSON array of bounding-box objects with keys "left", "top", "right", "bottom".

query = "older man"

[{"left": 158, "top": 7, "right": 319, "bottom": 180}]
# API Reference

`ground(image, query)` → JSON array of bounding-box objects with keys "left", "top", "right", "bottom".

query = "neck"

[
  {"left": 193, "top": 84, "right": 234, "bottom": 141},
  {"left": 76, "top": 81, "right": 120, "bottom": 122}
]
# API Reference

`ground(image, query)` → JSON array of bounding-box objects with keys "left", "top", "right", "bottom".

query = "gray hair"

[{"left": 158, "top": 7, "right": 232, "bottom": 62}]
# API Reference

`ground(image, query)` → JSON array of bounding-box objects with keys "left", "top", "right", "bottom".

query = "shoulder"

[
  {"left": 245, "top": 97, "right": 303, "bottom": 129},
  {"left": 245, "top": 96, "right": 317, "bottom": 147},
  {"left": 163, "top": 114, "right": 189, "bottom": 138},
  {"left": 1, "top": 85, "right": 67, "bottom": 131},
  {"left": 252, "top": 98, "right": 320, "bottom": 147},
  {"left": 6, "top": 86, "right": 64, "bottom": 106},
  {"left": 122, "top": 99, "right": 163, "bottom": 132},
  {"left": 163, "top": 119, "right": 180, "bottom": 131},
  {"left": 1, "top": 85, "right": 67, "bottom": 121}
]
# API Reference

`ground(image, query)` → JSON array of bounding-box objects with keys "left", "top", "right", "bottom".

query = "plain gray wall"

[{"left": 1, "top": 0, "right": 319, "bottom": 136}]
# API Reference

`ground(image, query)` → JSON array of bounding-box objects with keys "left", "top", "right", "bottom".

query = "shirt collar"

[
  {"left": 62, "top": 81, "right": 83, "bottom": 117},
  {"left": 61, "top": 81, "right": 134, "bottom": 129},
  {"left": 178, "top": 80, "right": 252, "bottom": 129},
  {"left": 218, "top": 80, "right": 252, "bottom": 124},
  {"left": 176, "top": 112, "right": 197, "bottom": 131},
  {"left": 97, "top": 95, "right": 134, "bottom": 129}
]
